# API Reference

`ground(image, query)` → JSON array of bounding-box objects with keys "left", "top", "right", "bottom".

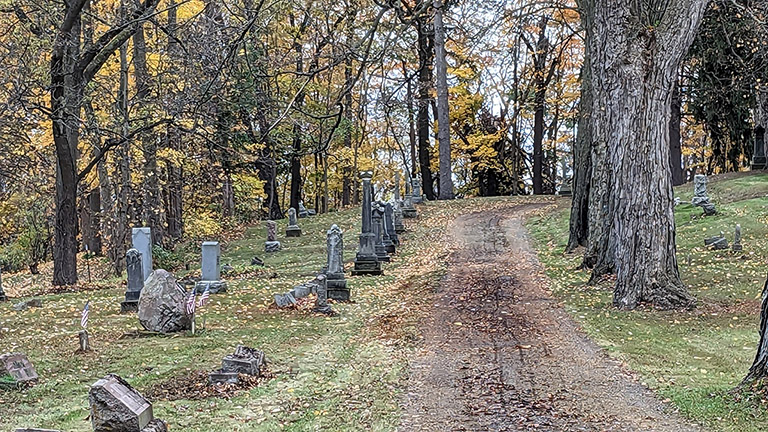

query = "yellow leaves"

[{"left": 157, "top": 147, "right": 186, "bottom": 167}]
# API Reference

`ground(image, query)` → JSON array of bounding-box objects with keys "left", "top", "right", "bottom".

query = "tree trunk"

[
  {"left": 669, "top": 77, "right": 684, "bottom": 186},
  {"left": 416, "top": 17, "right": 436, "bottom": 200},
  {"left": 434, "top": 1, "right": 454, "bottom": 200},
  {"left": 407, "top": 69, "right": 417, "bottom": 178},
  {"left": 532, "top": 18, "right": 549, "bottom": 195},
  {"left": 289, "top": 30, "right": 305, "bottom": 212},
  {"left": 566, "top": 52, "right": 592, "bottom": 253},
  {"left": 589, "top": 0, "right": 707, "bottom": 309},
  {"left": 742, "top": 275, "right": 768, "bottom": 386}
]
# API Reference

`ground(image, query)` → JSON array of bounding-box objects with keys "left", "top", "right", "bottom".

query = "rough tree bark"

[
  {"left": 416, "top": 16, "right": 436, "bottom": 200},
  {"left": 531, "top": 17, "right": 550, "bottom": 196},
  {"left": 589, "top": 0, "right": 707, "bottom": 309},
  {"left": 669, "top": 78, "right": 684, "bottom": 186},
  {"left": 433, "top": 0, "right": 454, "bottom": 200},
  {"left": 566, "top": 42, "right": 591, "bottom": 253},
  {"left": 742, "top": 275, "right": 768, "bottom": 387}
]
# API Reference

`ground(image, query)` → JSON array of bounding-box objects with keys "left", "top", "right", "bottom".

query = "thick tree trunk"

[
  {"left": 589, "top": 0, "right": 707, "bottom": 309},
  {"left": 566, "top": 51, "right": 592, "bottom": 253},
  {"left": 669, "top": 78, "right": 684, "bottom": 186},
  {"left": 407, "top": 72, "right": 417, "bottom": 178},
  {"left": 742, "top": 275, "right": 768, "bottom": 386},
  {"left": 416, "top": 18, "right": 436, "bottom": 200},
  {"left": 433, "top": 1, "right": 454, "bottom": 200}
]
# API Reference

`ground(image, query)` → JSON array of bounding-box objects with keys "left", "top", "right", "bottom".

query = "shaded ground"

[{"left": 400, "top": 205, "right": 701, "bottom": 431}]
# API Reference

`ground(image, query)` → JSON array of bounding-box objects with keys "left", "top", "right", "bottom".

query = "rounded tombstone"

[{"left": 138, "top": 270, "right": 191, "bottom": 333}]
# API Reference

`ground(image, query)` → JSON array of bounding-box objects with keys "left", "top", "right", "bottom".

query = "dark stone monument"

[
  {"left": 325, "top": 225, "right": 348, "bottom": 301},
  {"left": 222, "top": 345, "right": 265, "bottom": 376},
  {"left": 313, "top": 274, "right": 333, "bottom": 315},
  {"left": 0, "top": 353, "right": 38, "bottom": 389},
  {"left": 393, "top": 173, "right": 406, "bottom": 234},
  {"left": 353, "top": 172, "right": 383, "bottom": 275},
  {"left": 265, "top": 220, "right": 281, "bottom": 252},
  {"left": 412, "top": 176, "right": 423, "bottom": 204},
  {"left": 137, "top": 270, "right": 192, "bottom": 333},
  {"left": 372, "top": 204, "right": 391, "bottom": 263},
  {"left": 752, "top": 126, "right": 767, "bottom": 170},
  {"left": 384, "top": 202, "right": 399, "bottom": 248},
  {"left": 286, "top": 208, "right": 302, "bottom": 237},
  {"left": 121, "top": 249, "right": 143, "bottom": 313},
  {"left": 89, "top": 374, "right": 166, "bottom": 432}
]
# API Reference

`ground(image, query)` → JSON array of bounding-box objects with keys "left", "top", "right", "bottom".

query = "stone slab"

[
  {"left": 209, "top": 371, "right": 239, "bottom": 385},
  {"left": 0, "top": 353, "right": 38, "bottom": 387},
  {"left": 89, "top": 374, "right": 154, "bottom": 431}
]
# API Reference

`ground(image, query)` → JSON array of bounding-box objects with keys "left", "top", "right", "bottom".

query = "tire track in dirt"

[{"left": 399, "top": 204, "right": 701, "bottom": 431}]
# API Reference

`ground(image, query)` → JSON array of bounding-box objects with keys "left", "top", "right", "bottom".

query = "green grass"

[
  {"left": 0, "top": 196, "right": 531, "bottom": 431},
  {"left": 527, "top": 172, "right": 768, "bottom": 431}
]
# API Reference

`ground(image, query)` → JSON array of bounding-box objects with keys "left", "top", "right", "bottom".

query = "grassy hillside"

[{"left": 527, "top": 172, "right": 768, "bottom": 431}]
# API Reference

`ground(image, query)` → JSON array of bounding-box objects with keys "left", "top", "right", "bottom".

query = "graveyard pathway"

[{"left": 399, "top": 204, "right": 701, "bottom": 432}]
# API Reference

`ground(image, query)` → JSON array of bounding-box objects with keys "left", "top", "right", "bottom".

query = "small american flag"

[
  {"left": 81, "top": 301, "right": 90, "bottom": 330},
  {"left": 198, "top": 285, "right": 210, "bottom": 308},
  {"left": 186, "top": 290, "right": 196, "bottom": 315}
]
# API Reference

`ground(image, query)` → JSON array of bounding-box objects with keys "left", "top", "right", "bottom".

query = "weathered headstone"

[
  {"left": 313, "top": 274, "right": 333, "bottom": 315},
  {"left": 353, "top": 172, "right": 383, "bottom": 275},
  {"left": 691, "top": 175, "right": 716, "bottom": 216},
  {"left": 132, "top": 228, "right": 153, "bottom": 281},
  {"left": 752, "top": 126, "right": 767, "bottom": 170},
  {"left": 412, "top": 176, "right": 423, "bottom": 204},
  {"left": 89, "top": 374, "right": 166, "bottom": 432},
  {"left": 298, "top": 202, "right": 309, "bottom": 218},
  {"left": 273, "top": 292, "right": 297, "bottom": 308},
  {"left": 13, "top": 299, "right": 42, "bottom": 311},
  {"left": 393, "top": 174, "right": 406, "bottom": 234},
  {"left": 195, "top": 241, "right": 227, "bottom": 294},
  {"left": 138, "top": 270, "right": 191, "bottom": 333},
  {"left": 325, "top": 225, "right": 348, "bottom": 301},
  {"left": 286, "top": 208, "right": 302, "bottom": 237},
  {"left": 0, "top": 353, "right": 38, "bottom": 388},
  {"left": 733, "top": 224, "right": 743, "bottom": 252},
  {"left": 222, "top": 345, "right": 265, "bottom": 376},
  {"left": 121, "top": 249, "right": 143, "bottom": 313},
  {"left": 372, "top": 204, "right": 391, "bottom": 263},
  {"left": 384, "top": 202, "right": 399, "bottom": 248},
  {"left": 704, "top": 232, "right": 729, "bottom": 250},
  {"left": 559, "top": 178, "right": 573, "bottom": 196},
  {"left": 265, "top": 220, "right": 281, "bottom": 253},
  {"left": 0, "top": 267, "right": 6, "bottom": 302}
]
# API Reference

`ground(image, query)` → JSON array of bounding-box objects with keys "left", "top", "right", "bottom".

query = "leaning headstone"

[
  {"left": 752, "top": 126, "right": 767, "bottom": 170},
  {"left": 733, "top": 224, "right": 743, "bottom": 252},
  {"left": 195, "top": 241, "right": 227, "bottom": 294},
  {"left": 137, "top": 270, "right": 191, "bottom": 333},
  {"left": 353, "top": 172, "right": 383, "bottom": 275},
  {"left": 265, "top": 221, "right": 281, "bottom": 253},
  {"left": 691, "top": 175, "right": 717, "bottom": 216},
  {"left": 0, "top": 353, "right": 38, "bottom": 389},
  {"left": 325, "top": 225, "right": 348, "bottom": 301},
  {"left": 372, "top": 204, "right": 391, "bottom": 263},
  {"left": 0, "top": 267, "right": 6, "bottom": 302},
  {"left": 273, "top": 292, "right": 297, "bottom": 308},
  {"left": 121, "top": 249, "right": 144, "bottom": 313},
  {"left": 286, "top": 208, "right": 302, "bottom": 237},
  {"left": 132, "top": 228, "right": 153, "bottom": 281},
  {"left": 89, "top": 374, "right": 166, "bottom": 432}
]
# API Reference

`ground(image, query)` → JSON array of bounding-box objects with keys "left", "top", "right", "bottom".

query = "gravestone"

[
  {"left": 195, "top": 241, "right": 227, "bottom": 294},
  {"left": 298, "top": 202, "right": 309, "bottom": 218},
  {"left": 209, "top": 371, "right": 239, "bottom": 385},
  {"left": 13, "top": 299, "right": 42, "bottom": 311},
  {"left": 372, "top": 204, "right": 390, "bottom": 263},
  {"left": 286, "top": 208, "right": 302, "bottom": 237},
  {"left": 222, "top": 345, "right": 265, "bottom": 376},
  {"left": 353, "top": 172, "right": 383, "bottom": 275},
  {"left": 704, "top": 232, "right": 729, "bottom": 250},
  {"left": 393, "top": 174, "right": 406, "bottom": 233},
  {"left": 691, "top": 175, "right": 716, "bottom": 216},
  {"left": 138, "top": 270, "right": 191, "bottom": 333},
  {"left": 274, "top": 292, "right": 297, "bottom": 308},
  {"left": 0, "top": 353, "right": 38, "bottom": 388},
  {"left": 752, "top": 126, "right": 767, "bottom": 170},
  {"left": 132, "top": 228, "right": 153, "bottom": 281},
  {"left": 313, "top": 274, "right": 333, "bottom": 315},
  {"left": 121, "top": 249, "right": 143, "bottom": 313},
  {"left": 89, "top": 374, "right": 163, "bottom": 432},
  {"left": 412, "top": 177, "right": 423, "bottom": 204},
  {"left": 559, "top": 178, "right": 573, "bottom": 196},
  {"left": 733, "top": 224, "right": 743, "bottom": 252},
  {"left": 384, "top": 202, "right": 399, "bottom": 248},
  {"left": 265, "top": 221, "right": 281, "bottom": 252},
  {"left": 0, "top": 267, "right": 6, "bottom": 302},
  {"left": 325, "top": 225, "right": 348, "bottom": 301}
]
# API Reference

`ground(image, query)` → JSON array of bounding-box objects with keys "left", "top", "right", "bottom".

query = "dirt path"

[{"left": 399, "top": 205, "right": 701, "bottom": 432}]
